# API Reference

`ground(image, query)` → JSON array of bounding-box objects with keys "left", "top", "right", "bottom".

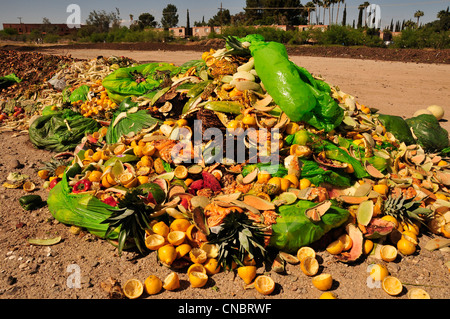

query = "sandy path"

[{"left": 39, "top": 47, "right": 450, "bottom": 133}]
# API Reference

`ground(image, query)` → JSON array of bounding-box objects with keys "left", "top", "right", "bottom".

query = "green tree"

[
  {"left": 209, "top": 8, "right": 231, "bottom": 26},
  {"left": 138, "top": 13, "right": 158, "bottom": 29},
  {"left": 357, "top": 3, "right": 364, "bottom": 28},
  {"left": 86, "top": 8, "right": 121, "bottom": 33},
  {"left": 161, "top": 4, "right": 179, "bottom": 29},
  {"left": 363, "top": 2, "right": 370, "bottom": 27},
  {"left": 342, "top": 3, "right": 347, "bottom": 26},
  {"left": 414, "top": 10, "right": 424, "bottom": 27}
]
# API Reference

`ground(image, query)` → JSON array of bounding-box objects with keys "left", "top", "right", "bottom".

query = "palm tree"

[
  {"left": 305, "top": 2, "right": 316, "bottom": 25},
  {"left": 363, "top": 2, "right": 370, "bottom": 27},
  {"left": 336, "top": 0, "right": 344, "bottom": 25},
  {"left": 313, "top": 0, "right": 323, "bottom": 24},
  {"left": 414, "top": 10, "right": 424, "bottom": 27}
]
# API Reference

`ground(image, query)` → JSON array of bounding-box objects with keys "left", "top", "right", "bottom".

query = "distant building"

[{"left": 2, "top": 23, "right": 80, "bottom": 36}]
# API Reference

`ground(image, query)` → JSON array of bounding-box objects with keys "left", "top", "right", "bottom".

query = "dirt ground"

[{"left": 0, "top": 43, "right": 449, "bottom": 304}]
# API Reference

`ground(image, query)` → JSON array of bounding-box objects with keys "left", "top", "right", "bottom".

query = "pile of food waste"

[{"left": 4, "top": 35, "right": 450, "bottom": 299}]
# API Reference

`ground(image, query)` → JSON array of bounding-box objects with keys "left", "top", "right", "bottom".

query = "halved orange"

[
  {"left": 152, "top": 221, "right": 170, "bottom": 237},
  {"left": 167, "top": 231, "right": 186, "bottom": 246},
  {"left": 189, "top": 248, "right": 207, "bottom": 264},
  {"left": 144, "top": 275, "right": 162, "bottom": 295},
  {"left": 300, "top": 256, "right": 319, "bottom": 276},
  {"left": 319, "top": 292, "right": 338, "bottom": 299},
  {"left": 363, "top": 239, "right": 374, "bottom": 255},
  {"left": 174, "top": 165, "right": 189, "bottom": 179},
  {"left": 382, "top": 276, "right": 403, "bottom": 296},
  {"left": 122, "top": 278, "right": 144, "bottom": 299},
  {"left": 163, "top": 272, "right": 180, "bottom": 291},
  {"left": 237, "top": 266, "right": 257, "bottom": 285},
  {"left": 397, "top": 238, "right": 416, "bottom": 256},
  {"left": 170, "top": 218, "right": 191, "bottom": 232},
  {"left": 145, "top": 234, "right": 166, "bottom": 250},
  {"left": 200, "top": 242, "right": 219, "bottom": 259},
  {"left": 312, "top": 273, "right": 333, "bottom": 291},
  {"left": 338, "top": 234, "right": 353, "bottom": 251},
  {"left": 297, "top": 246, "right": 316, "bottom": 262},
  {"left": 369, "top": 264, "right": 389, "bottom": 281},
  {"left": 407, "top": 287, "right": 430, "bottom": 299},
  {"left": 204, "top": 258, "right": 221, "bottom": 275},
  {"left": 326, "top": 239, "right": 344, "bottom": 255},
  {"left": 187, "top": 263, "right": 206, "bottom": 276},
  {"left": 175, "top": 243, "right": 192, "bottom": 259},
  {"left": 254, "top": 275, "right": 275, "bottom": 295},
  {"left": 380, "top": 245, "right": 398, "bottom": 262},
  {"left": 189, "top": 271, "right": 208, "bottom": 288}
]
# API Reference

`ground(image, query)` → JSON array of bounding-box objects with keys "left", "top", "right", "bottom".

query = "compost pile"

[{"left": 3, "top": 35, "right": 450, "bottom": 299}]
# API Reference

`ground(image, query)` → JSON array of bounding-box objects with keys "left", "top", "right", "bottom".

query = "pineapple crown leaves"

[
  {"left": 383, "top": 194, "right": 433, "bottom": 223},
  {"left": 207, "top": 211, "right": 267, "bottom": 270},
  {"left": 102, "top": 188, "right": 153, "bottom": 256}
]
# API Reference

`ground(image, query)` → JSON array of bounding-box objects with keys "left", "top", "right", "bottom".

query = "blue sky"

[{"left": 1, "top": 0, "right": 449, "bottom": 30}]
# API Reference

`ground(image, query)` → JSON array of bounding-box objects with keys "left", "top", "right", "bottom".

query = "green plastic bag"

[
  {"left": 102, "top": 62, "right": 180, "bottom": 103},
  {"left": 28, "top": 109, "right": 100, "bottom": 152},
  {"left": 105, "top": 97, "right": 161, "bottom": 144},
  {"left": 406, "top": 114, "right": 449, "bottom": 152},
  {"left": 47, "top": 168, "right": 120, "bottom": 239},
  {"left": 248, "top": 37, "right": 343, "bottom": 131},
  {"left": 270, "top": 200, "right": 349, "bottom": 253}
]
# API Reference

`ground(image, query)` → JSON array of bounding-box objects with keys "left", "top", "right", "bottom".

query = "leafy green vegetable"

[
  {"left": 270, "top": 200, "right": 349, "bottom": 253},
  {"left": 69, "top": 85, "right": 90, "bottom": 102},
  {"left": 377, "top": 114, "right": 415, "bottom": 145},
  {"left": 105, "top": 97, "right": 161, "bottom": 144},
  {"left": 406, "top": 114, "right": 449, "bottom": 152},
  {"left": 29, "top": 109, "right": 100, "bottom": 152}
]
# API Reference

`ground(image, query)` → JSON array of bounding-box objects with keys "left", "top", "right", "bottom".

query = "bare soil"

[{"left": 0, "top": 42, "right": 449, "bottom": 304}]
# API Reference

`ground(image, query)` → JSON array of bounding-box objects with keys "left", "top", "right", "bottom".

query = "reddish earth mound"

[{"left": 2, "top": 41, "right": 449, "bottom": 64}]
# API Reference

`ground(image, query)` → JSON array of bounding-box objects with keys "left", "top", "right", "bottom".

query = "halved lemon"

[
  {"left": 369, "top": 264, "right": 389, "bottom": 281},
  {"left": 319, "top": 292, "right": 338, "bottom": 299},
  {"left": 407, "top": 287, "right": 430, "bottom": 299},
  {"left": 237, "top": 266, "right": 257, "bottom": 285},
  {"left": 300, "top": 256, "right": 319, "bottom": 276},
  {"left": 163, "top": 272, "right": 180, "bottom": 291},
  {"left": 297, "top": 246, "right": 316, "bottom": 262},
  {"left": 174, "top": 165, "right": 189, "bottom": 179},
  {"left": 145, "top": 234, "right": 166, "bottom": 250},
  {"left": 200, "top": 242, "right": 219, "bottom": 259},
  {"left": 187, "top": 263, "right": 207, "bottom": 276},
  {"left": 189, "top": 271, "right": 208, "bottom": 288},
  {"left": 382, "top": 276, "right": 403, "bottom": 296},
  {"left": 122, "top": 278, "right": 144, "bottom": 299},
  {"left": 142, "top": 144, "right": 156, "bottom": 156},
  {"left": 338, "top": 234, "right": 353, "bottom": 251},
  {"left": 175, "top": 243, "right": 192, "bottom": 259},
  {"left": 397, "top": 238, "right": 416, "bottom": 256},
  {"left": 254, "top": 275, "right": 275, "bottom": 295},
  {"left": 23, "top": 181, "right": 36, "bottom": 192},
  {"left": 189, "top": 248, "right": 208, "bottom": 264},
  {"left": 167, "top": 231, "right": 186, "bottom": 246},
  {"left": 158, "top": 244, "right": 177, "bottom": 266},
  {"left": 144, "top": 275, "right": 162, "bottom": 295},
  {"left": 312, "top": 273, "right": 333, "bottom": 291},
  {"left": 381, "top": 215, "right": 399, "bottom": 228},
  {"left": 402, "top": 230, "right": 418, "bottom": 244},
  {"left": 88, "top": 170, "right": 102, "bottom": 183},
  {"left": 170, "top": 218, "right": 191, "bottom": 232},
  {"left": 152, "top": 221, "right": 170, "bottom": 237},
  {"left": 326, "top": 239, "right": 344, "bottom": 255},
  {"left": 204, "top": 258, "right": 221, "bottom": 275},
  {"left": 380, "top": 245, "right": 398, "bottom": 262},
  {"left": 363, "top": 239, "right": 374, "bottom": 255}
]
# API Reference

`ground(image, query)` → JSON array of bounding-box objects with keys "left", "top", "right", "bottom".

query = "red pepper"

[{"left": 72, "top": 179, "right": 92, "bottom": 193}]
